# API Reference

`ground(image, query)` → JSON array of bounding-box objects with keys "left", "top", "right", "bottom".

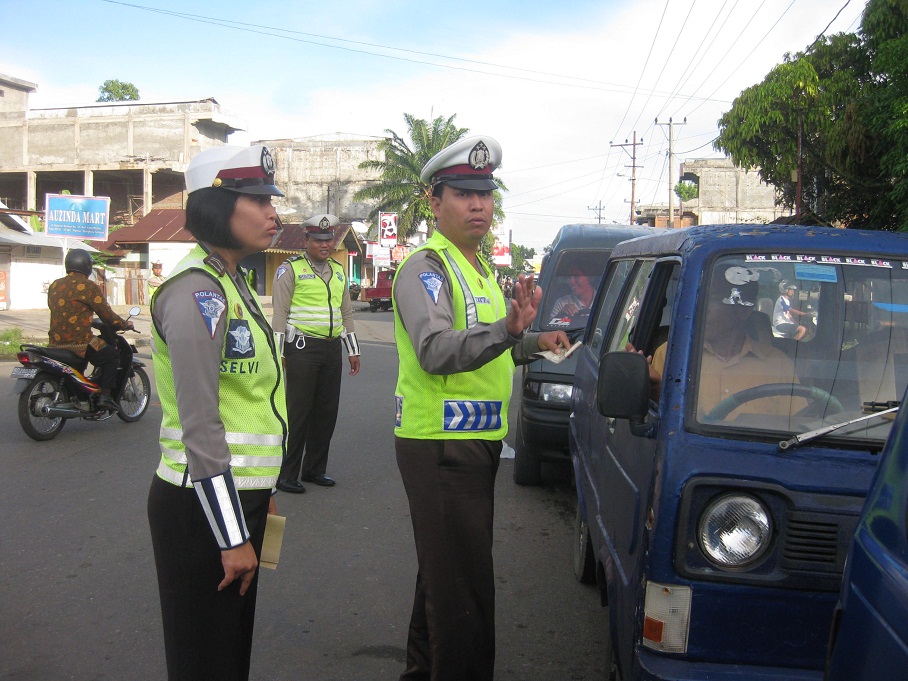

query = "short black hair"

[{"left": 184, "top": 187, "right": 242, "bottom": 249}]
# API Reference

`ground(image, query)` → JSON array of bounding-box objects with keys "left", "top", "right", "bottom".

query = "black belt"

[{"left": 286, "top": 335, "right": 339, "bottom": 350}]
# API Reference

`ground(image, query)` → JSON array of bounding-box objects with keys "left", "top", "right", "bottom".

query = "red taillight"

[{"left": 17, "top": 352, "right": 32, "bottom": 364}]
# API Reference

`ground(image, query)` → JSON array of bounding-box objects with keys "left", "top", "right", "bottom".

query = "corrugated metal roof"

[
  {"left": 103, "top": 209, "right": 362, "bottom": 256},
  {"left": 105, "top": 209, "right": 192, "bottom": 248}
]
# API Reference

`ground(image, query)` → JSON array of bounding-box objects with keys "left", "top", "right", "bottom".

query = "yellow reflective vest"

[
  {"left": 151, "top": 245, "right": 287, "bottom": 489},
  {"left": 393, "top": 231, "right": 514, "bottom": 440},
  {"left": 285, "top": 255, "right": 346, "bottom": 339}
]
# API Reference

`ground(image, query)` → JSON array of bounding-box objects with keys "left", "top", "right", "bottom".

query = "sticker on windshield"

[
  {"left": 794, "top": 263, "right": 838, "bottom": 283},
  {"left": 746, "top": 254, "right": 893, "bottom": 269}
]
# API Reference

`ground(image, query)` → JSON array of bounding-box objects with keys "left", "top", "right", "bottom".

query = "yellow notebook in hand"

[{"left": 260, "top": 514, "right": 286, "bottom": 570}]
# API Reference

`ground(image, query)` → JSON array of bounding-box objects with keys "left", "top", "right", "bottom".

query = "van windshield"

[
  {"left": 691, "top": 253, "right": 908, "bottom": 446},
  {"left": 539, "top": 250, "right": 611, "bottom": 332}
]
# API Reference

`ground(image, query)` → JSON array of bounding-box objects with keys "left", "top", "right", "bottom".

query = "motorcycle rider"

[{"left": 47, "top": 248, "right": 134, "bottom": 412}]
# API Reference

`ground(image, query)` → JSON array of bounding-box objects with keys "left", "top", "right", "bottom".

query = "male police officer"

[
  {"left": 272, "top": 214, "right": 361, "bottom": 493},
  {"left": 392, "top": 136, "right": 569, "bottom": 680},
  {"left": 148, "top": 261, "right": 166, "bottom": 297}
]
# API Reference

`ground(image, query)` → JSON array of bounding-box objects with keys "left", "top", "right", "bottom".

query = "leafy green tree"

[
  {"left": 97, "top": 79, "right": 140, "bottom": 102},
  {"left": 674, "top": 181, "right": 698, "bottom": 203},
  {"left": 355, "top": 113, "right": 507, "bottom": 240},
  {"left": 480, "top": 241, "right": 535, "bottom": 279},
  {"left": 714, "top": 0, "right": 908, "bottom": 230}
]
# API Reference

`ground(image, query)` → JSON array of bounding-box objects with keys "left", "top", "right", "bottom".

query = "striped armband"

[
  {"left": 194, "top": 471, "right": 250, "bottom": 550},
  {"left": 341, "top": 331, "right": 361, "bottom": 356}
]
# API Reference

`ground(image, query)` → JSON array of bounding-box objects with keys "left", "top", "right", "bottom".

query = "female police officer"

[{"left": 147, "top": 145, "right": 288, "bottom": 681}]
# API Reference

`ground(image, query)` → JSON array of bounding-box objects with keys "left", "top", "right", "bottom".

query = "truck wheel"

[
  {"left": 512, "top": 417, "right": 543, "bottom": 485},
  {"left": 370, "top": 302, "right": 378, "bottom": 312},
  {"left": 573, "top": 501, "right": 596, "bottom": 584}
]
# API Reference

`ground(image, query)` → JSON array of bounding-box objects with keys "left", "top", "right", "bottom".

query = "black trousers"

[
  {"left": 396, "top": 437, "right": 502, "bottom": 681},
  {"left": 280, "top": 337, "right": 343, "bottom": 482},
  {"left": 147, "top": 476, "right": 270, "bottom": 681},
  {"left": 86, "top": 342, "right": 120, "bottom": 390}
]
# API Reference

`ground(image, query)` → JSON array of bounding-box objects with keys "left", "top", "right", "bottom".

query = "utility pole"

[
  {"left": 656, "top": 117, "right": 686, "bottom": 228},
  {"left": 587, "top": 201, "right": 605, "bottom": 224},
  {"left": 796, "top": 110, "right": 803, "bottom": 220},
  {"left": 611, "top": 132, "right": 643, "bottom": 224}
]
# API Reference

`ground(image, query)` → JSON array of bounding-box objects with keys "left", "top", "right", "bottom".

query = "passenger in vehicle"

[
  {"left": 630, "top": 265, "right": 803, "bottom": 418},
  {"left": 696, "top": 266, "right": 803, "bottom": 419}
]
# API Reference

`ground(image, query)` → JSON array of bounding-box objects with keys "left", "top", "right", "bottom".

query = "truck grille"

[{"left": 781, "top": 514, "right": 845, "bottom": 575}]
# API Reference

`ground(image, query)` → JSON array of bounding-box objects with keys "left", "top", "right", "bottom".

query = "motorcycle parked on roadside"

[{"left": 11, "top": 306, "right": 151, "bottom": 441}]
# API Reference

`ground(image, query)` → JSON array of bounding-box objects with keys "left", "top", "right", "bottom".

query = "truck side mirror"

[{"left": 597, "top": 351, "right": 651, "bottom": 419}]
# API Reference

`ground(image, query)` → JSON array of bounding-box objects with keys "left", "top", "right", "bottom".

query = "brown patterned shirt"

[{"left": 47, "top": 272, "right": 128, "bottom": 356}]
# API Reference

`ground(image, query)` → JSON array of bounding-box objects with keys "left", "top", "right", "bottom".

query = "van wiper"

[{"left": 779, "top": 401, "right": 900, "bottom": 451}]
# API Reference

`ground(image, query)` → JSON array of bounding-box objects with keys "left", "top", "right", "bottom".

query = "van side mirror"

[{"left": 597, "top": 351, "right": 651, "bottom": 419}]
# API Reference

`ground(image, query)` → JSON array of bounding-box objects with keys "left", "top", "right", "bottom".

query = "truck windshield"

[
  {"left": 691, "top": 253, "right": 908, "bottom": 446},
  {"left": 539, "top": 250, "right": 610, "bottom": 332}
]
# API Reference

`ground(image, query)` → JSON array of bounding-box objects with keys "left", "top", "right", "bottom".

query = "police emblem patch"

[
  {"left": 194, "top": 290, "right": 227, "bottom": 338},
  {"left": 469, "top": 141, "right": 491, "bottom": 170},
  {"left": 276, "top": 264, "right": 288, "bottom": 280},
  {"left": 419, "top": 272, "right": 444, "bottom": 304},
  {"left": 225, "top": 319, "right": 255, "bottom": 358},
  {"left": 261, "top": 147, "right": 276, "bottom": 175}
]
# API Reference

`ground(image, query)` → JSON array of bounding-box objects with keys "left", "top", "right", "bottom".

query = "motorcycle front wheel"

[
  {"left": 117, "top": 366, "right": 151, "bottom": 423},
  {"left": 18, "top": 373, "right": 66, "bottom": 441}
]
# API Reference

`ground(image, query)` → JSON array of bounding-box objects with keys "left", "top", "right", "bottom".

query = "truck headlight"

[
  {"left": 698, "top": 494, "right": 771, "bottom": 568},
  {"left": 539, "top": 382, "right": 573, "bottom": 404}
]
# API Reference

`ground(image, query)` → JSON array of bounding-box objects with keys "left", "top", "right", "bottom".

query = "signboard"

[
  {"left": 45, "top": 194, "right": 110, "bottom": 241},
  {"left": 491, "top": 226, "right": 511, "bottom": 267},
  {"left": 379, "top": 212, "right": 398, "bottom": 248},
  {"left": 0, "top": 271, "right": 7, "bottom": 306},
  {"left": 373, "top": 246, "right": 392, "bottom": 269}
]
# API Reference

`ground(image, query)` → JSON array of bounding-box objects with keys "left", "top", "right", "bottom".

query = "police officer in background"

[
  {"left": 392, "top": 136, "right": 570, "bottom": 680},
  {"left": 272, "top": 214, "right": 361, "bottom": 493},
  {"left": 146, "top": 145, "right": 288, "bottom": 681},
  {"left": 147, "top": 260, "right": 166, "bottom": 298}
]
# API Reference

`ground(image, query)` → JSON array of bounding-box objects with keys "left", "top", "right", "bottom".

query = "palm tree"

[{"left": 355, "top": 113, "right": 506, "bottom": 240}]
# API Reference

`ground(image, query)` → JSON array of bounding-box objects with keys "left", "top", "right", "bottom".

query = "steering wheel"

[{"left": 706, "top": 383, "right": 844, "bottom": 421}]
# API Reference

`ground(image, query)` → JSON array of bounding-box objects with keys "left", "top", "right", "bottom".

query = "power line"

[{"left": 100, "top": 0, "right": 728, "bottom": 102}]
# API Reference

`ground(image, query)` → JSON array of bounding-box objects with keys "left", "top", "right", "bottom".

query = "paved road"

[
  {"left": 0, "top": 298, "right": 396, "bottom": 347},
  {"left": 0, "top": 308, "right": 608, "bottom": 680}
]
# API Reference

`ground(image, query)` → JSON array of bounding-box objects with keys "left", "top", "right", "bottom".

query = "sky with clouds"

[{"left": 2, "top": 0, "right": 865, "bottom": 251}]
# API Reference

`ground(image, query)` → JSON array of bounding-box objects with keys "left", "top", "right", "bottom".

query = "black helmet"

[{"left": 64, "top": 249, "right": 94, "bottom": 276}]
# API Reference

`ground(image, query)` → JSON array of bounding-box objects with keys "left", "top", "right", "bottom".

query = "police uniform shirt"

[
  {"left": 394, "top": 249, "right": 541, "bottom": 373},
  {"left": 271, "top": 255, "right": 356, "bottom": 338},
  {"left": 152, "top": 268, "right": 266, "bottom": 480}
]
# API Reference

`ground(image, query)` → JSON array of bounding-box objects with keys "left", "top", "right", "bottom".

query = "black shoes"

[
  {"left": 96, "top": 394, "right": 120, "bottom": 412},
  {"left": 276, "top": 480, "right": 306, "bottom": 494},
  {"left": 301, "top": 474, "right": 336, "bottom": 487}
]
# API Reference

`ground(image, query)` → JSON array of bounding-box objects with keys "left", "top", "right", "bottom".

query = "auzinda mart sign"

[{"left": 44, "top": 194, "right": 110, "bottom": 241}]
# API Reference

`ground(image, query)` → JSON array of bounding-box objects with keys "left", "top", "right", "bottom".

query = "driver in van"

[
  {"left": 632, "top": 264, "right": 803, "bottom": 418},
  {"left": 549, "top": 267, "right": 595, "bottom": 322}
]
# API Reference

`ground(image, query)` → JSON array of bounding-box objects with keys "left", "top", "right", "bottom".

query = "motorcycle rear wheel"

[
  {"left": 117, "top": 367, "right": 151, "bottom": 423},
  {"left": 18, "top": 373, "right": 66, "bottom": 441}
]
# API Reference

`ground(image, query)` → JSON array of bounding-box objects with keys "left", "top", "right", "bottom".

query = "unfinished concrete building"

[
  {"left": 254, "top": 134, "right": 384, "bottom": 224},
  {"left": 636, "top": 157, "right": 793, "bottom": 227},
  {"left": 0, "top": 72, "right": 240, "bottom": 224}
]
